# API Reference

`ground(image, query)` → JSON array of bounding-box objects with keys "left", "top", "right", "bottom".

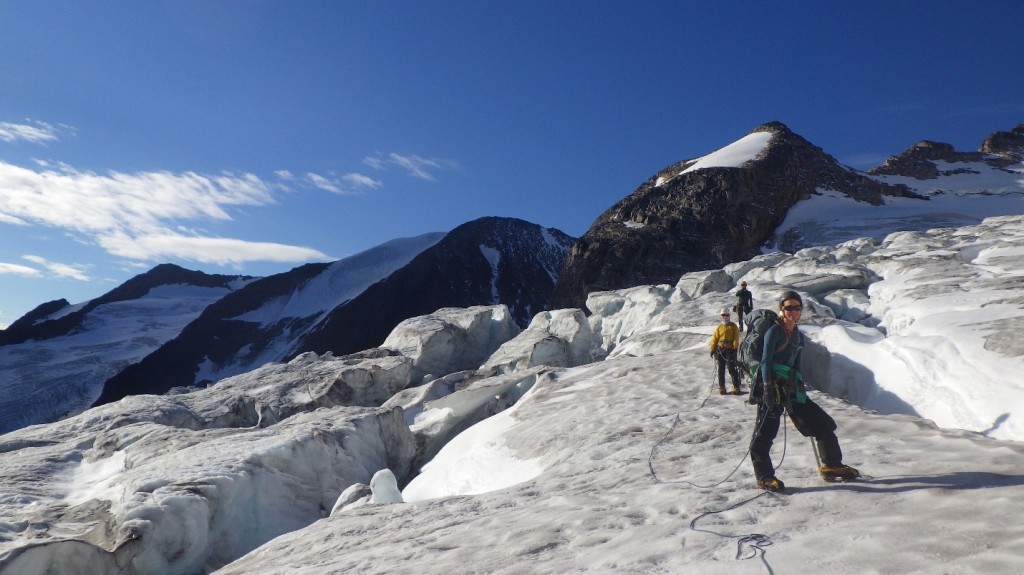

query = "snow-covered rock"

[
  {"left": 673, "top": 269, "right": 733, "bottom": 299},
  {"left": 480, "top": 309, "right": 597, "bottom": 375},
  {"left": 724, "top": 251, "right": 791, "bottom": 281},
  {"left": 586, "top": 284, "right": 674, "bottom": 354},
  {"left": 186, "top": 351, "right": 414, "bottom": 427},
  {"left": 382, "top": 305, "right": 520, "bottom": 383},
  {"left": 0, "top": 401, "right": 415, "bottom": 575}
]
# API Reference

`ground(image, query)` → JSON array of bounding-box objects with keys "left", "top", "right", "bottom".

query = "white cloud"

[
  {"left": 22, "top": 255, "right": 90, "bottom": 281},
  {"left": 304, "top": 172, "right": 345, "bottom": 194},
  {"left": 97, "top": 230, "right": 330, "bottom": 267},
  {"left": 304, "top": 171, "right": 382, "bottom": 195},
  {"left": 0, "top": 120, "right": 61, "bottom": 144},
  {"left": 0, "top": 160, "right": 330, "bottom": 266},
  {"left": 362, "top": 156, "right": 385, "bottom": 171},
  {"left": 363, "top": 152, "right": 457, "bottom": 181},
  {"left": 0, "top": 262, "right": 42, "bottom": 277},
  {"left": 0, "top": 212, "right": 28, "bottom": 225},
  {"left": 341, "top": 172, "right": 382, "bottom": 189}
]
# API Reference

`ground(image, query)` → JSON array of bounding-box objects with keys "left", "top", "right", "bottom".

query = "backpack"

[
  {"left": 737, "top": 309, "right": 781, "bottom": 377},
  {"left": 737, "top": 308, "right": 774, "bottom": 372}
]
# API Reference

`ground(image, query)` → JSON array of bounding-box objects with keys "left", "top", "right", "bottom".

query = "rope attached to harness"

[{"left": 645, "top": 370, "right": 790, "bottom": 574}]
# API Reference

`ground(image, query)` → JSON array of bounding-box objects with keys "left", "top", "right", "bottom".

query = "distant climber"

[
  {"left": 735, "top": 281, "right": 753, "bottom": 331},
  {"left": 709, "top": 307, "right": 742, "bottom": 395}
]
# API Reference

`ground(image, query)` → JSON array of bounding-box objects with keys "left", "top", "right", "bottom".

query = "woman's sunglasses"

[{"left": 783, "top": 305, "right": 802, "bottom": 312}]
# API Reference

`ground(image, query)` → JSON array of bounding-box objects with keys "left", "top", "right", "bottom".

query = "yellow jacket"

[{"left": 710, "top": 322, "right": 740, "bottom": 351}]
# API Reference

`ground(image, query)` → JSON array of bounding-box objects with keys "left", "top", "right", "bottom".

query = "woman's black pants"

[{"left": 749, "top": 397, "right": 842, "bottom": 481}]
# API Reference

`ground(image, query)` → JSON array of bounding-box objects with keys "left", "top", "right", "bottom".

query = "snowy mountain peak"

[{"left": 551, "top": 121, "right": 916, "bottom": 308}]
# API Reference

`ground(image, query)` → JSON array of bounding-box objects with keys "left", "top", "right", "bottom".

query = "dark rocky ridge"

[
  {"left": 551, "top": 121, "right": 919, "bottom": 309},
  {"left": 870, "top": 123, "right": 1024, "bottom": 179},
  {"left": 980, "top": 123, "right": 1024, "bottom": 159}
]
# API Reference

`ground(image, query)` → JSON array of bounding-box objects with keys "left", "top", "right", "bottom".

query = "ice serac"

[
  {"left": 551, "top": 121, "right": 918, "bottom": 309},
  {"left": 3, "top": 213, "right": 1024, "bottom": 574},
  {"left": 381, "top": 305, "right": 521, "bottom": 384},
  {"left": 0, "top": 374, "right": 416, "bottom": 575},
  {"left": 480, "top": 308, "right": 598, "bottom": 375}
]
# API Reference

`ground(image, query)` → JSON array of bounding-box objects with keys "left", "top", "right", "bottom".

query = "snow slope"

[
  {"left": 226, "top": 345, "right": 1024, "bottom": 574},
  {"left": 0, "top": 282, "right": 242, "bottom": 432},
  {"left": 772, "top": 157, "right": 1024, "bottom": 250}
]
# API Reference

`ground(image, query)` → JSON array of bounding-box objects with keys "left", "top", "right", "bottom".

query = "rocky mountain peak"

[
  {"left": 870, "top": 123, "right": 1024, "bottom": 179},
  {"left": 751, "top": 120, "right": 795, "bottom": 137},
  {"left": 550, "top": 122, "right": 916, "bottom": 309},
  {"left": 980, "top": 123, "right": 1024, "bottom": 161}
]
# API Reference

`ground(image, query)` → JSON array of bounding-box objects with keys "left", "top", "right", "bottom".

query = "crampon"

[{"left": 819, "top": 465, "right": 860, "bottom": 482}]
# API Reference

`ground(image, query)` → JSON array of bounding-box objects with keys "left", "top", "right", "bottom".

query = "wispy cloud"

[
  {"left": 304, "top": 171, "right": 382, "bottom": 195},
  {"left": 342, "top": 172, "right": 382, "bottom": 189},
  {"left": 0, "top": 119, "right": 62, "bottom": 144},
  {"left": 0, "top": 160, "right": 330, "bottom": 267},
  {"left": 0, "top": 262, "right": 42, "bottom": 277},
  {"left": 363, "top": 152, "right": 457, "bottom": 182},
  {"left": 22, "top": 255, "right": 89, "bottom": 281},
  {"left": 97, "top": 230, "right": 328, "bottom": 266}
]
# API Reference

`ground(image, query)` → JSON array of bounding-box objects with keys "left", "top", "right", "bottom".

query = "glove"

[{"left": 710, "top": 350, "right": 716, "bottom": 358}]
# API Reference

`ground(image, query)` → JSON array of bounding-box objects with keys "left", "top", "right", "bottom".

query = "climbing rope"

[
  {"left": 647, "top": 372, "right": 791, "bottom": 574},
  {"left": 647, "top": 397, "right": 789, "bottom": 489},
  {"left": 688, "top": 492, "right": 776, "bottom": 573}
]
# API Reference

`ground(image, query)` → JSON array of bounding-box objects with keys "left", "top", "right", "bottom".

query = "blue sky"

[{"left": 1, "top": 1, "right": 1022, "bottom": 327}]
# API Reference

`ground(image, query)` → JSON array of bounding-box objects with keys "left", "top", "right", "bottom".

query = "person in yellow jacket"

[{"left": 709, "top": 307, "right": 742, "bottom": 395}]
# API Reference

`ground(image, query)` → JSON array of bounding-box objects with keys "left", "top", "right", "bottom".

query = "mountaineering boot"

[
  {"left": 719, "top": 386, "right": 727, "bottom": 395},
  {"left": 757, "top": 476, "right": 785, "bottom": 492},
  {"left": 819, "top": 464, "right": 860, "bottom": 482},
  {"left": 732, "top": 386, "right": 742, "bottom": 395}
]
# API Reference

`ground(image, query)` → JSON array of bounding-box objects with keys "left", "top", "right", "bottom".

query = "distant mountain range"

[
  {"left": 1, "top": 121, "right": 1021, "bottom": 434},
  {"left": 0, "top": 217, "right": 573, "bottom": 433}
]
